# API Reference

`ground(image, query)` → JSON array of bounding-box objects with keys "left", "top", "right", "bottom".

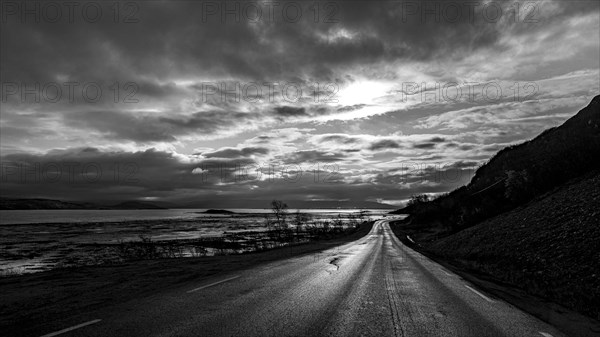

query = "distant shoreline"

[
  {"left": 0, "top": 198, "right": 398, "bottom": 211},
  {"left": 0, "top": 208, "right": 396, "bottom": 226}
]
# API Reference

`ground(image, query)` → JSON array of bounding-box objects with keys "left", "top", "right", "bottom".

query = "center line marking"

[
  {"left": 539, "top": 332, "right": 554, "bottom": 337},
  {"left": 40, "top": 319, "right": 102, "bottom": 337},
  {"left": 465, "top": 285, "right": 494, "bottom": 303},
  {"left": 187, "top": 275, "right": 240, "bottom": 293}
]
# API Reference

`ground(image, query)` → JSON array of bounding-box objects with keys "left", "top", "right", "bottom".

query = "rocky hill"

[{"left": 393, "top": 95, "right": 600, "bottom": 231}]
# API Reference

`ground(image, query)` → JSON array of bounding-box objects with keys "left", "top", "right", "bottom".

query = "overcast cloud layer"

[{"left": 1, "top": 0, "right": 599, "bottom": 207}]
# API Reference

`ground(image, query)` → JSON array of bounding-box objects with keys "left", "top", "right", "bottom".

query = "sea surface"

[
  {"left": 0, "top": 208, "right": 393, "bottom": 225},
  {"left": 0, "top": 209, "right": 402, "bottom": 274}
]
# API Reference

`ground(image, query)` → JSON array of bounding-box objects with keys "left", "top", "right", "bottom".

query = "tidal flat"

[{"left": 0, "top": 210, "right": 385, "bottom": 275}]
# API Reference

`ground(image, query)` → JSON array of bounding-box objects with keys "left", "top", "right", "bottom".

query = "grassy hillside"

[{"left": 412, "top": 171, "right": 600, "bottom": 319}]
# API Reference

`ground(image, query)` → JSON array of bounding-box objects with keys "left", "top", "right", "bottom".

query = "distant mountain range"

[
  {"left": 110, "top": 201, "right": 167, "bottom": 209},
  {"left": 178, "top": 199, "right": 395, "bottom": 209},
  {"left": 0, "top": 198, "right": 97, "bottom": 210},
  {"left": 0, "top": 198, "right": 167, "bottom": 210},
  {"left": 0, "top": 198, "right": 394, "bottom": 210}
]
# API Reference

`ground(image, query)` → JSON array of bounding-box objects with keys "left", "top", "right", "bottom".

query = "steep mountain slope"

[
  {"left": 390, "top": 95, "right": 600, "bottom": 320},
  {"left": 393, "top": 95, "right": 600, "bottom": 230}
]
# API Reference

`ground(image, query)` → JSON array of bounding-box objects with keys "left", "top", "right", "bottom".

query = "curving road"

[{"left": 45, "top": 220, "right": 567, "bottom": 337}]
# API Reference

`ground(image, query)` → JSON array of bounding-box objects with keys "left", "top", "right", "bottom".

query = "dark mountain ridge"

[
  {"left": 110, "top": 201, "right": 166, "bottom": 209},
  {"left": 0, "top": 197, "right": 394, "bottom": 210},
  {"left": 0, "top": 198, "right": 165, "bottom": 210},
  {"left": 0, "top": 198, "right": 96, "bottom": 210},
  {"left": 393, "top": 95, "right": 600, "bottom": 230},
  {"left": 390, "top": 96, "right": 600, "bottom": 321}
]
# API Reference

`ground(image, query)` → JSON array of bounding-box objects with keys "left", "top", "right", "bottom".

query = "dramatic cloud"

[
  {"left": 202, "top": 147, "right": 270, "bottom": 158},
  {"left": 369, "top": 140, "right": 401, "bottom": 151},
  {"left": 273, "top": 106, "right": 308, "bottom": 117},
  {"left": 1, "top": 0, "right": 598, "bottom": 207}
]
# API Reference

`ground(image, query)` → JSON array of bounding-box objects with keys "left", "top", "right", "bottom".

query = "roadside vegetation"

[{"left": 47, "top": 200, "right": 368, "bottom": 269}]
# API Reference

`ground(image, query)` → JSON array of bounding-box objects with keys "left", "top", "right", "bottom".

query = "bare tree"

[
  {"left": 293, "top": 211, "right": 311, "bottom": 236},
  {"left": 407, "top": 194, "right": 430, "bottom": 207},
  {"left": 333, "top": 214, "right": 344, "bottom": 233},
  {"left": 264, "top": 213, "right": 273, "bottom": 231},
  {"left": 271, "top": 200, "right": 288, "bottom": 231}
]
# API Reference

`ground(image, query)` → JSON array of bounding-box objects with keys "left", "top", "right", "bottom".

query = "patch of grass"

[{"left": 88, "top": 221, "right": 363, "bottom": 265}]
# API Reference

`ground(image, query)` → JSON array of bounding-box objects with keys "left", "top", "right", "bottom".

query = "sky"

[{"left": 0, "top": 0, "right": 599, "bottom": 208}]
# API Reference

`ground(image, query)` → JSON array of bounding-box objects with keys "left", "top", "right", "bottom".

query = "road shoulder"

[{"left": 389, "top": 226, "right": 600, "bottom": 337}]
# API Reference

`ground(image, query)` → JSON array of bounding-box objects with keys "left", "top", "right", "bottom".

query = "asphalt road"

[{"left": 42, "top": 220, "right": 568, "bottom": 337}]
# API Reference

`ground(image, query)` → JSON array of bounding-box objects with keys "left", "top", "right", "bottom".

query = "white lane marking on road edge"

[
  {"left": 40, "top": 319, "right": 102, "bottom": 337},
  {"left": 464, "top": 285, "right": 494, "bottom": 303},
  {"left": 187, "top": 275, "right": 241, "bottom": 293},
  {"left": 440, "top": 269, "right": 452, "bottom": 276},
  {"left": 538, "top": 332, "right": 554, "bottom": 337}
]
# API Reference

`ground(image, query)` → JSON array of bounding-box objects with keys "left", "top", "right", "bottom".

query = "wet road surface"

[{"left": 41, "top": 220, "right": 567, "bottom": 337}]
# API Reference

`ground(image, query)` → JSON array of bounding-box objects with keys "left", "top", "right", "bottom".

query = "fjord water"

[
  {"left": 0, "top": 208, "right": 397, "bottom": 274},
  {"left": 0, "top": 208, "right": 393, "bottom": 225}
]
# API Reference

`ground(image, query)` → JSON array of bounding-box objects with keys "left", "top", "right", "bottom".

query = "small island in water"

[{"left": 201, "top": 209, "right": 236, "bottom": 214}]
